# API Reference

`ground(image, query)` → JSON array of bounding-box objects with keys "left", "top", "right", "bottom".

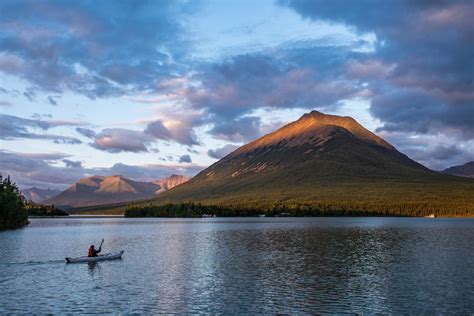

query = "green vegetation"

[
  {"left": 125, "top": 194, "right": 473, "bottom": 218},
  {"left": 68, "top": 201, "right": 130, "bottom": 215},
  {"left": 97, "top": 113, "right": 474, "bottom": 217},
  {"left": 0, "top": 175, "right": 68, "bottom": 230},
  {"left": 0, "top": 175, "right": 29, "bottom": 230},
  {"left": 126, "top": 202, "right": 398, "bottom": 217},
  {"left": 124, "top": 174, "right": 474, "bottom": 218},
  {"left": 26, "top": 203, "right": 68, "bottom": 216}
]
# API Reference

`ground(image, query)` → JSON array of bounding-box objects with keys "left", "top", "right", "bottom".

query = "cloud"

[
  {"left": 76, "top": 127, "right": 96, "bottom": 139},
  {"left": 23, "top": 89, "right": 36, "bottom": 102},
  {"left": 47, "top": 95, "right": 57, "bottom": 105},
  {"left": 380, "top": 131, "right": 474, "bottom": 171},
  {"left": 91, "top": 128, "right": 153, "bottom": 153},
  {"left": 179, "top": 154, "right": 192, "bottom": 163},
  {"left": 181, "top": 52, "right": 363, "bottom": 141},
  {"left": 372, "top": 89, "right": 474, "bottom": 139},
  {"left": 0, "top": 101, "right": 12, "bottom": 107},
  {"left": 144, "top": 109, "right": 202, "bottom": 146},
  {"left": 63, "top": 159, "right": 82, "bottom": 168},
  {"left": 210, "top": 116, "right": 262, "bottom": 142},
  {"left": 208, "top": 144, "right": 239, "bottom": 159},
  {"left": 144, "top": 120, "right": 172, "bottom": 140},
  {"left": 430, "top": 145, "right": 463, "bottom": 161},
  {"left": 0, "top": 150, "right": 80, "bottom": 188},
  {"left": 53, "top": 138, "right": 82, "bottom": 145},
  {"left": 0, "top": 1, "right": 197, "bottom": 98},
  {"left": 280, "top": 0, "right": 474, "bottom": 140},
  {"left": 0, "top": 150, "right": 203, "bottom": 189},
  {"left": 31, "top": 113, "right": 53, "bottom": 119},
  {"left": 0, "top": 114, "right": 83, "bottom": 144},
  {"left": 186, "top": 53, "right": 359, "bottom": 116}
]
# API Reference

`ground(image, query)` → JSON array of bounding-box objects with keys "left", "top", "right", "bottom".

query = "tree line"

[
  {"left": 0, "top": 175, "right": 29, "bottom": 230},
  {"left": 0, "top": 175, "right": 67, "bottom": 230},
  {"left": 125, "top": 201, "right": 473, "bottom": 218}
]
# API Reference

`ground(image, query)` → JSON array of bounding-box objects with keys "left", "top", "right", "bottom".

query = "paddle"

[{"left": 98, "top": 238, "right": 104, "bottom": 252}]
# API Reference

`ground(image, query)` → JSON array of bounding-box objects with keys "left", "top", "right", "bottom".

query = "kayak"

[{"left": 65, "top": 250, "right": 124, "bottom": 263}]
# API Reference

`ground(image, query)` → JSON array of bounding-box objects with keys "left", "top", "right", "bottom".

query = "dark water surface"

[{"left": 1, "top": 217, "right": 473, "bottom": 313}]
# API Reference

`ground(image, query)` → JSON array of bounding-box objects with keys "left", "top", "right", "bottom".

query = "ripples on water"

[{"left": 0, "top": 217, "right": 473, "bottom": 313}]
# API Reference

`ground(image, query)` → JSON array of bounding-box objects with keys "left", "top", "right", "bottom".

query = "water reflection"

[
  {"left": 0, "top": 218, "right": 473, "bottom": 313},
  {"left": 87, "top": 262, "right": 98, "bottom": 274}
]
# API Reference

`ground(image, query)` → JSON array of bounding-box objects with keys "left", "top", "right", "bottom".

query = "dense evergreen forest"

[
  {"left": 0, "top": 175, "right": 29, "bottom": 230},
  {"left": 0, "top": 175, "right": 68, "bottom": 230},
  {"left": 26, "top": 203, "right": 68, "bottom": 217},
  {"left": 125, "top": 201, "right": 473, "bottom": 218}
]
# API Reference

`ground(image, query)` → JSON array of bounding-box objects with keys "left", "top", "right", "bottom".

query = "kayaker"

[{"left": 88, "top": 244, "right": 101, "bottom": 257}]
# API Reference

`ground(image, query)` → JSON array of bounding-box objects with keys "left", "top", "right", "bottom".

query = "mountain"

[
  {"left": 21, "top": 187, "right": 61, "bottom": 203},
  {"left": 45, "top": 174, "right": 188, "bottom": 208},
  {"left": 153, "top": 174, "right": 190, "bottom": 194},
  {"left": 148, "top": 111, "right": 474, "bottom": 216},
  {"left": 443, "top": 162, "right": 474, "bottom": 178}
]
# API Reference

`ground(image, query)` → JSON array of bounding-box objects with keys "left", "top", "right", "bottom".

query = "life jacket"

[{"left": 88, "top": 247, "right": 95, "bottom": 257}]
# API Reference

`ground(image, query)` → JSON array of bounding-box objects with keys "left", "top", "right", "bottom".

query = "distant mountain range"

[
  {"left": 21, "top": 187, "right": 61, "bottom": 203},
  {"left": 44, "top": 174, "right": 189, "bottom": 208},
  {"left": 443, "top": 162, "right": 474, "bottom": 178},
  {"left": 143, "top": 111, "right": 473, "bottom": 216}
]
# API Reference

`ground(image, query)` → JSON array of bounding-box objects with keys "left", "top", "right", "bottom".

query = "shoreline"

[
  {"left": 29, "top": 215, "right": 125, "bottom": 218},
  {"left": 28, "top": 215, "right": 474, "bottom": 219}
]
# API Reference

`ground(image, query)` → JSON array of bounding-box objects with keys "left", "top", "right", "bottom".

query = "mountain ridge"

[
  {"left": 443, "top": 161, "right": 474, "bottom": 178},
  {"left": 140, "top": 111, "right": 473, "bottom": 216},
  {"left": 45, "top": 174, "right": 189, "bottom": 208},
  {"left": 21, "top": 187, "right": 61, "bottom": 203}
]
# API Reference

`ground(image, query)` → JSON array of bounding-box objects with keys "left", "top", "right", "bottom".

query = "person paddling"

[{"left": 88, "top": 239, "right": 104, "bottom": 257}]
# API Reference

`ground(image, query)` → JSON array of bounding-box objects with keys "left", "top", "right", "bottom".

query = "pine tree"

[{"left": 0, "top": 174, "right": 29, "bottom": 230}]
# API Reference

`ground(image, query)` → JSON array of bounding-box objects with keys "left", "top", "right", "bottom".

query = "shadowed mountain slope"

[
  {"left": 21, "top": 187, "right": 61, "bottom": 203},
  {"left": 443, "top": 162, "right": 474, "bottom": 178}
]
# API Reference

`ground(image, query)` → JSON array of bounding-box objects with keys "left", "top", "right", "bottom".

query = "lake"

[{"left": 1, "top": 217, "right": 473, "bottom": 313}]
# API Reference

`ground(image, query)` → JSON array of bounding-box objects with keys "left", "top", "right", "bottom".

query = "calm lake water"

[{"left": 0, "top": 217, "right": 473, "bottom": 313}]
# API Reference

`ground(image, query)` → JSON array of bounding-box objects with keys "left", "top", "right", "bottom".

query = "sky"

[{"left": 1, "top": 0, "right": 473, "bottom": 190}]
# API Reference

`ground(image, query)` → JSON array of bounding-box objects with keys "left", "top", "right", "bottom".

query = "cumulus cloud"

[
  {"left": 381, "top": 131, "right": 474, "bottom": 171},
  {"left": 208, "top": 144, "right": 239, "bottom": 159},
  {"left": 372, "top": 89, "right": 474, "bottom": 139},
  {"left": 144, "top": 120, "right": 172, "bottom": 140},
  {"left": 180, "top": 52, "right": 363, "bottom": 140},
  {"left": 144, "top": 110, "right": 202, "bottom": 146},
  {"left": 186, "top": 53, "right": 359, "bottom": 117},
  {"left": 280, "top": 0, "right": 474, "bottom": 138},
  {"left": 91, "top": 128, "right": 153, "bottom": 153},
  {"left": 0, "top": 1, "right": 197, "bottom": 98},
  {"left": 210, "top": 116, "right": 262, "bottom": 142},
  {"left": 179, "top": 154, "right": 192, "bottom": 163}
]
